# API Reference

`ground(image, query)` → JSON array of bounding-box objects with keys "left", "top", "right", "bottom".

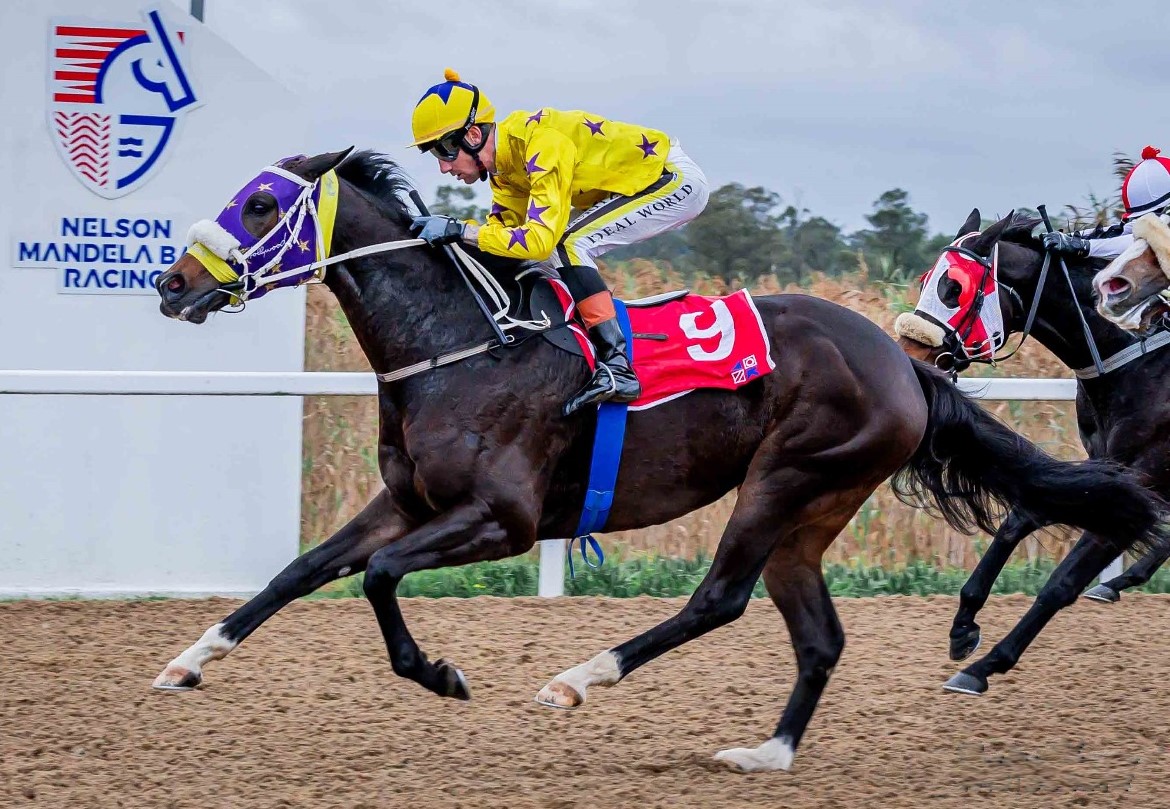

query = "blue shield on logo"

[{"left": 48, "top": 6, "right": 201, "bottom": 198}]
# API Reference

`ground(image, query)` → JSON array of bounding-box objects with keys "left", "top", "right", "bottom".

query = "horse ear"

[
  {"left": 969, "top": 211, "right": 1015, "bottom": 255},
  {"left": 955, "top": 208, "right": 981, "bottom": 240},
  {"left": 297, "top": 147, "right": 355, "bottom": 181}
]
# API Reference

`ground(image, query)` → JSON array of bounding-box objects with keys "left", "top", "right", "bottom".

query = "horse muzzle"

[{"left": 156, "top": 268, "right": 233, "bottom": 324}]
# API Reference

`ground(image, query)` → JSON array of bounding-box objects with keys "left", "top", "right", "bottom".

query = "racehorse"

[
  {"left": 897, "top": 209, "right": 1170, "bottom": 681},
  {"left": 152, "top": 151, "right": 1167, "bottom": 772}
]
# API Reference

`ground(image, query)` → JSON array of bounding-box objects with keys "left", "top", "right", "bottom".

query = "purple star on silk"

[
  {"left": 527, "top": 200, "right": 549, "bottom": 226},
  {"left": 637, "top": 135, "right": 659, "bottom": 158},
  {"left": 507, "top": 227, "right": 530, "bottom": 250},
  {"left": 525, "top": 152, "right": 546, "bottom": 174},
  {"left": 526, "top": 109, "right": 546, "bottom": 125},
  {"left": 582, "top": 118, "right": 605, "bottom": 136},
  {"left": 489, "top": 202, "right": 507, "bottom": 221}
]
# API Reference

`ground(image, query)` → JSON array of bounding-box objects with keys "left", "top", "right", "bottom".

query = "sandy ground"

[{"left": 3, "top": 593, "right": 1170, "bottom": 808}]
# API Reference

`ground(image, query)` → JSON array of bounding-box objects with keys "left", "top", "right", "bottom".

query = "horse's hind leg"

[
  {"left": 533, "top": 470, "right": 794, "bottom": 712},
  {"left": 152, "top": 489, "right": 410, "bottom": 690},
  {"left": 949, "top": 508, "right": 1039, "bottom": 661},
  {"left": 1084, "top": 541, "right": 1170, "bottom": 603},
  {"left": 712, "top": 503, "right": 862, "bottom": 773}
]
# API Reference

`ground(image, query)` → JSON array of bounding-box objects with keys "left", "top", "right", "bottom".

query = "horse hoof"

[
  {"left": 152, "top": 665, "right": 201, "bottom": 691},
  {"left": 1083, "top": 584, "right": 1121, "bottom": 604},
  {"left": 949, "top": 627, "right": 982, "bottom": 662},
  {"left": 435, "top": 658, "right": 471, "bottom": 701},
  {"left": 942, "top": 671, "right": 987, "bottom": 696},
  {"left": 534, "top": 679, "right": 584, "bottom": 709},
  {"left": 713, "top": 737, "right": 794, "bottom": 773}
]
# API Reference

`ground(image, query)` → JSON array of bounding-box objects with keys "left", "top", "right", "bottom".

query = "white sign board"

[{"left": 0, "top": 1, "right": 309, "bottom": 596}]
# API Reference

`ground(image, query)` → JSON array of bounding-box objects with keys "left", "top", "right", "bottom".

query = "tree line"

[{"left": 431, "top": 152, "right": 1133, "bottom": 289}]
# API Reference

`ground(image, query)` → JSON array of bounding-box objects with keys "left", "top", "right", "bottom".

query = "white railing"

[
  {"left": 1, "top": 371, "right": 1122, "bottom": 596},
  {"left": 0, "top": 370, "right": 1079, "bottom": 398}
]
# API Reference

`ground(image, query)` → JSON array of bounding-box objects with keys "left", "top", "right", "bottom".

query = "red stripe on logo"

[
  {"left": 55, "top": 48, "right": 116, "bottom": 59},
  {"left": 55, "top": 25, "right": 145, "bottom": 38}
]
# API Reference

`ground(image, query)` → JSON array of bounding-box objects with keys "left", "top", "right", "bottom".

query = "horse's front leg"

[
  {"left": 949, "top": 508, "right": 1039, "bottom": 661},
  {"left": 361, "top": 497, "right": 534, "bottom": 699},
  {"left": 153, "top": 489, "right": 412, "bottom": 690}
]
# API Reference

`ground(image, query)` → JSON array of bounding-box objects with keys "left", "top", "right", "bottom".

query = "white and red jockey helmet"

[{"left": 1122, "top": 146, "right": 1170, "bottom": 219}]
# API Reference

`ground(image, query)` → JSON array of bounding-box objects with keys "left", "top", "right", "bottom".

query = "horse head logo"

[{"left": 48, "top": 5, "right": 201, "bottom": 198}]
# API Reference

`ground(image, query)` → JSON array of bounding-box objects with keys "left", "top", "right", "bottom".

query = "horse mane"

[
  {"left": 335, "top": 149, "right": 531, "bottom": 276},
  {"left": 336, "top": 150, "right": 415, "bottom": 226},
  {"left": 998, "top": 212, "right": 1111, "bottom": 272},
  {"left": 999, "top": 214, "right": 1042, "bottom": 246}
]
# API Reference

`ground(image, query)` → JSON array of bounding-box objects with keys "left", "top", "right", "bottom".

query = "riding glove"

[
  {"left": 410, "top": 215, "right": 465, "bottom": 247},
  {"left": 1040, "top": 231, "right": 1090, "bottom": 258}
]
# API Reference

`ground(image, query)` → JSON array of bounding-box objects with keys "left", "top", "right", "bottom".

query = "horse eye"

[
  {"left": 248, "top": 201, "right": 269, "bottom": 214},
  {"left": 937, "top": 275, "right": 962, "bottom": 308}
]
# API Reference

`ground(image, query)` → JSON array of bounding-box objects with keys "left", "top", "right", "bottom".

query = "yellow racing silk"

[{"left": 477, "top": 108, "right": 670, "bottom": 260}]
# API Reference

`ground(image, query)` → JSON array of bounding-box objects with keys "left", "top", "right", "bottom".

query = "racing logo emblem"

[{"left": 48, "top": 6, "right": 201, "bottom": 198}]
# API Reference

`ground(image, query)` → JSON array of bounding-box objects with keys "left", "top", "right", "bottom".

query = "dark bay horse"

[
  {"left": 899, "top": 209, "right": 1170, "bottom": 682},
  {"left": 152, "top": 152, "right": 1167, "bottom": 772}
]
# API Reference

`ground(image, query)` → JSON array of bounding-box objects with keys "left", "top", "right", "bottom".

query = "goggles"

[{"left": 426, "top": 129, "right": 466, "bottom": 161}]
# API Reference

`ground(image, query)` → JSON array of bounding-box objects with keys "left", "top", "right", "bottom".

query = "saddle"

[
  {"left": 502, "top": 266, "right": 776, "bottom": 411},
  {"left": 507, "top": 266, "right": 688, "bottom": 358}
]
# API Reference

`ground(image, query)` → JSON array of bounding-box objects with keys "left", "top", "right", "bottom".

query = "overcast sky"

[{"left": 199, "top": 0, "right": 1167, "bottom": 234}]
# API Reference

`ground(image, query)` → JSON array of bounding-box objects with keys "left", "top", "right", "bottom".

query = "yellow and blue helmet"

[{"left": 409, "top": 68, "right": 495, "bottom": 156}]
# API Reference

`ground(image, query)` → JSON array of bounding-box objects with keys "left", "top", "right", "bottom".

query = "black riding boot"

[{"left": 563, "top": 317, "right": 642, "bottom": 416}]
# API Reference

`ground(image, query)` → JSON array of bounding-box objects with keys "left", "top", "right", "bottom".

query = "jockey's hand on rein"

[
  {"left": 1039, "top": 231, "right": 1090, "bottom": 258},
  {"left": 410, "top": 214, "right": 465, "bottom": 247}
]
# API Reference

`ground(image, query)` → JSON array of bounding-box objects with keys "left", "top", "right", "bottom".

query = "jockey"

[
  {"left": 1042, "top": 145, "right": 1170, "bottom": 259},
  {"left": 407, "top": 69, "right": 710, "bottom": 416}
]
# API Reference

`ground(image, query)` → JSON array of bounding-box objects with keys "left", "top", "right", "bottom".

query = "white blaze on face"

[
  {"left": 1093, "top": 235, "right": 1168, "bottom": 330},
  {"left": 1095, "top": 238, "right": 1153, "bottom": 292}
]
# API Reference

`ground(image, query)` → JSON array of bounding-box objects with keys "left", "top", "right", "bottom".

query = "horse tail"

[{"left": 893, "top": 359, "right": 1168, "bottom": 555}]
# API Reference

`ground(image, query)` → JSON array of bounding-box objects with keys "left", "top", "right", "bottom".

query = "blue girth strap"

[{"left": 569, "top": 300, "right": 633, "bottom": 577}]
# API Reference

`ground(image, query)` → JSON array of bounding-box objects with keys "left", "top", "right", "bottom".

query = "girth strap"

[{"left": 1074, "top": 329, "right": 1170, "bottom": 379}]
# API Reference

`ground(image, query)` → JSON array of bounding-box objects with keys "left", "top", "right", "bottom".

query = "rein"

[
  {"left": 1038, "top": 205, "right": 1106, "bottom": 378},
  {"left": 983, "top": 251, "right": 1048, "bottom": 365},
  {"left": 189, "top": 166, "right": 558, "bottom": 381}
]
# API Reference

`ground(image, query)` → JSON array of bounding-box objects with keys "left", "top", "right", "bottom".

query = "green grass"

[{"left": 307, "top": 553, "right": 1170, "bottom": 600}]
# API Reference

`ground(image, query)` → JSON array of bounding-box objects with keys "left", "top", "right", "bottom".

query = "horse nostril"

[
  {"left": 160, "top": 273, "right": 186, "bottom": 299},
  {"left": 1102, "top": 277, "right": 1131, "bottom": 297}
]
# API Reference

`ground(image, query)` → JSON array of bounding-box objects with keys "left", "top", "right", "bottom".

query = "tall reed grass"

[{"left": 302, "top": 261, "right": 1086, "bottom": 571}]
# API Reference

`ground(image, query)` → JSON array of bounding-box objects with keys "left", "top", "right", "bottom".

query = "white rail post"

[
  {"left": 538, "top": 539, "right": 566, "bottom": 597},
  {"left": 1100, "top": 555, "right": 1124, "bottom": 584}
]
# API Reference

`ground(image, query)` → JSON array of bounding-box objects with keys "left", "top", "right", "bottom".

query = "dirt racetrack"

[{"left": 4, "top": 594, "right": 1170, "bottom": 809}]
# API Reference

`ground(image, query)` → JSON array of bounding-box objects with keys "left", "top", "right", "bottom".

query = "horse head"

[
  {"left": 157, "top": 148, "right": 353, "bottom": 323},
  {"left": 895, "top": 209, "right": 1018, "bottom": 371},
  {"left": 1092, "top": 213, "right": 1170, "bottom": 333}
]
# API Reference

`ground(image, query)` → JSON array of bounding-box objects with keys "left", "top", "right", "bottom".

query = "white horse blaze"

[
  {"left": 714, "top": 736, "right": 795, "bottom": 772},
  {"left": 534, "top": 650, "right": 621, "bottom": 708},
  {"left": 152, "top": 622, "right": 236, "bottom": 689}
]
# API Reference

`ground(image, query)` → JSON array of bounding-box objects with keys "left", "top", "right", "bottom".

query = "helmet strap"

[{"left": 460, "top": 123, "right": 493, "bottom": 182}]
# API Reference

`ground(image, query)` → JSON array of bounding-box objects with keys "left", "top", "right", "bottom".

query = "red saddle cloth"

[{"left": 548, "top": 282, "right": 777, "bottom": 411}]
